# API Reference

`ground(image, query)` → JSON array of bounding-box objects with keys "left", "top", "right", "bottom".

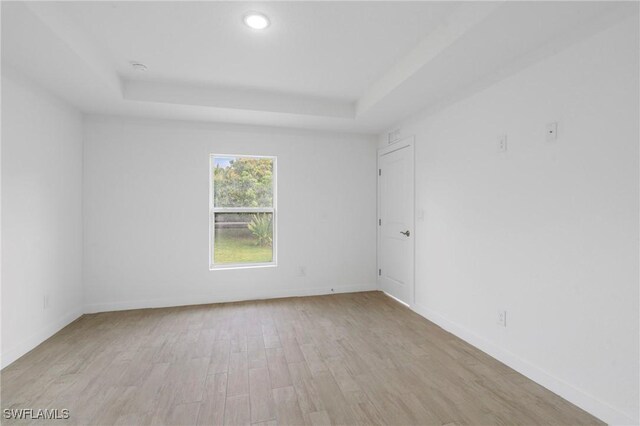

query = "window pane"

[
  {"left": 213, "top": 157, "right": 273, "bottom": 208},
  {"left": 213, "top": 212, "right": 273, "bottom": 265}
]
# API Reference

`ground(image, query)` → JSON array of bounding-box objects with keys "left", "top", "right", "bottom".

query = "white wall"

[
  {"left": 381, "top": 17, "right": 639, "bottom": 425},
  {"left": 83, "top": 116, "right": 377, "bottom": 312},
  {"left": 1, "top": 67, "right": 84, "bottom": 368}
]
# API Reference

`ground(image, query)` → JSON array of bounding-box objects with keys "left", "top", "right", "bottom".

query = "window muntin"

[{"left": 210, "top": 155, "right": 276, "bottom": 269}]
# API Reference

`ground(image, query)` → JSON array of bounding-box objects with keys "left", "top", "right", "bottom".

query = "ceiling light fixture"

[
  {"left": 243, "top": 12, "right": 270, "bottom": 30},
  {"left": 130, "top": 61, "right": 148, "bottom": 72}
]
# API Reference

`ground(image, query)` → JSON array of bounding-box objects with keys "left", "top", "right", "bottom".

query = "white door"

[{"left": 378, "top": 139, "right": 414, "bottom": 305}]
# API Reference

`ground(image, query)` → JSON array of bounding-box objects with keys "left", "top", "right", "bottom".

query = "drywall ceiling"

[
  {"left": 58, "top": 1, "right": 457, "bottom": 100},
  {"left": 1, "top": 1, "right": 635, "bottom": 134}
]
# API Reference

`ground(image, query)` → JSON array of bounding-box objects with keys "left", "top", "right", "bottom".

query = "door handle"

[{"left": 400, "top": 230, "right": 410, "bottom": 237}]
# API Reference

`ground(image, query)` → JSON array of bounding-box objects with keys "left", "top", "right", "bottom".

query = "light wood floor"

[{"left": 2, "top": 291, "right": 601, "bottom": 425}]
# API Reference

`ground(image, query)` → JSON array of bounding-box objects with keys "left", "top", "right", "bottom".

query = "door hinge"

[
  {"left": 378, "top": 219, "right": 381, "bottom": 226},
  {"left": 378, "top": 269, "right": 382, "bottom": 276},
  {"left": 378, "top": 169, "right": 381, "bottom": 176}
]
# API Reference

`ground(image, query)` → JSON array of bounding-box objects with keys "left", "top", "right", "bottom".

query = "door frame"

[{"left": 377, "top": 135, "right": 415, "bottom": 308}]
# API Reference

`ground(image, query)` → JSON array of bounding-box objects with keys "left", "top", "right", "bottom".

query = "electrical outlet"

[
  {"left": 497, "top": 134, "right": 507, "bottom": 152},
  {"left": 497, "top": 310, "right": 507, "bottom": 327}
]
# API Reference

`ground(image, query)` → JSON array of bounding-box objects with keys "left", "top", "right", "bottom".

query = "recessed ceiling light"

[
  {"left": 243, "top": 12, "right": 270, "bottom": 30},
  {"left": 130, "top": 61, "right": 148, "bottom": 72}
]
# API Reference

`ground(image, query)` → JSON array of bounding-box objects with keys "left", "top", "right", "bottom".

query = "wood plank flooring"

[{"left": 1, "top": 291, "right": 602, "bottom": 425}]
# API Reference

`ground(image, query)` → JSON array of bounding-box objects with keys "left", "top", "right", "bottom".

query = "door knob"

[{"left": 400, "top": 230, "right": 410, "bottom": 237}]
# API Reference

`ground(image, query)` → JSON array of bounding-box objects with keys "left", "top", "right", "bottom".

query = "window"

[{"left": 210, "top": 154, "right": 276, "bottom": 269}]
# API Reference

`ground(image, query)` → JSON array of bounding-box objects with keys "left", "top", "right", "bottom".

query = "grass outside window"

[{"left": 210, "top": 155, "right": 276, "bottom": 268}]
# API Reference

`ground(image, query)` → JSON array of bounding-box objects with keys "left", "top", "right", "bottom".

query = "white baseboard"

[
  {"left": 411, "top": 303, "right": 637, "bottom": 426},
  {"left": 2, "top": 285, "right": 375, "bottom": 368},
  {"left": 8, "top": 289, "right": 631, "bottom": 424},
  {"left": 1, "top": 308, "right": 83, "bottom": 369},
  {"left": 83, "top": 284, "right": 376, "bottom": 314}
]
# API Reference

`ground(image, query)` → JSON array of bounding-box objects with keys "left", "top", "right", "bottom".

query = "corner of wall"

[
  {"left": 1, "top": 309, "right": 83, "bottom": 369},
  {"left": 411, "top": 304, "right": 637, "bottom": 425}
]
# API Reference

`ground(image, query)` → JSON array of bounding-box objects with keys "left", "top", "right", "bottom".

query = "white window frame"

[{"left": 209, "top": 154, "right": 277, "bottom": 270}]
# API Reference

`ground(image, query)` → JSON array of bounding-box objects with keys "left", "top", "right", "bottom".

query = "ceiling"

[
  {"left": 1, "top": 1, "right": 636, "bottom": 134},
  {"left": 59, "top": 1, "right": 457, "bottom": 100}
]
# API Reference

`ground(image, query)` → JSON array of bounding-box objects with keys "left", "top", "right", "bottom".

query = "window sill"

[{"left": 209, "top": 262, "right": 277, "bottom": 271}]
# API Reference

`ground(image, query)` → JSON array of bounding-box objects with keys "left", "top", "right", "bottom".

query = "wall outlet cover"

[
  {"left": 497, "top": 310, "right": 507, "bottom": 327},
  {"left": 497, "top": 134, "right": 508, "bottom": 152}
]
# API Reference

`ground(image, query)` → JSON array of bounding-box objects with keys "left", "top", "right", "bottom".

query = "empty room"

[{"left": 1, "top": 1, "right": 638, "bottom": 425}]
